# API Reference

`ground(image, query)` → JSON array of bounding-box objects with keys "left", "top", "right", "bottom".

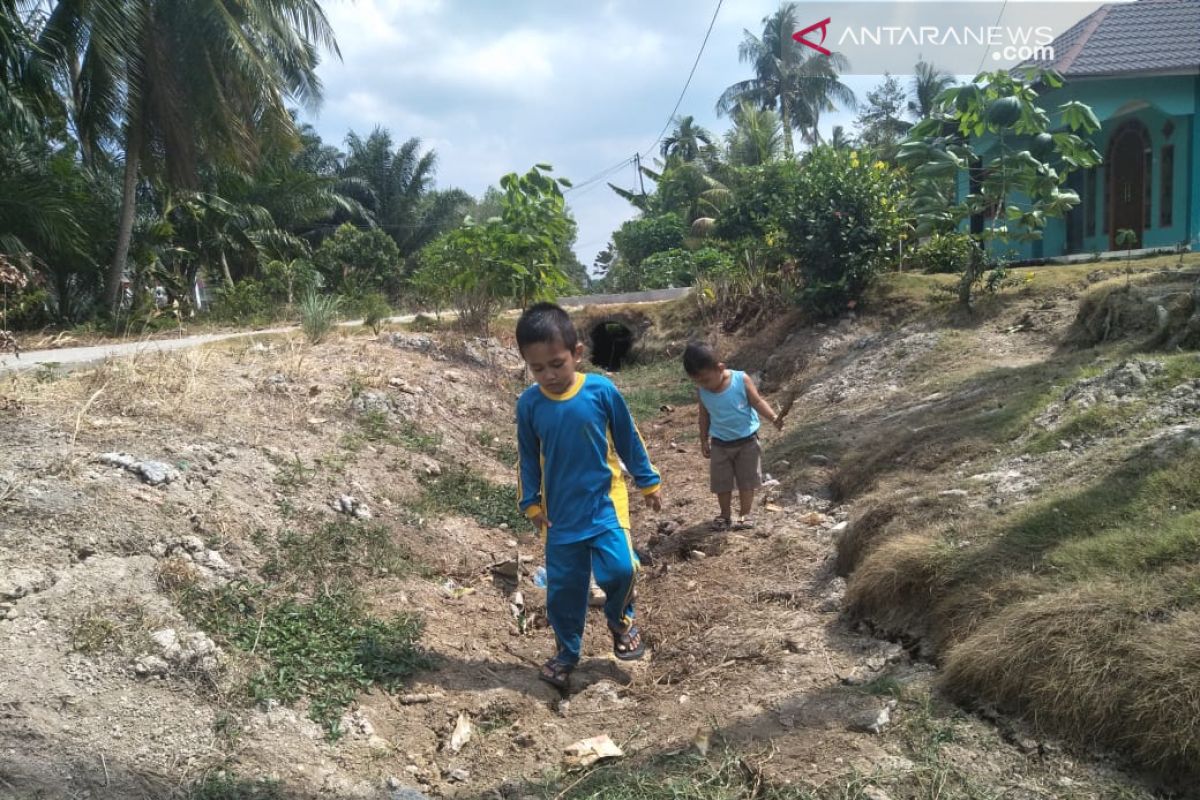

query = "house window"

[
  {"left": 1085, "top": 168, "right": 1097, "bottom": 238},
  {"left": 1161, "top": 145, "right": 1174, "bottom": 227}
]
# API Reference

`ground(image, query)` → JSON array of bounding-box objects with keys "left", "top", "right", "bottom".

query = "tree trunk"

[
  {"left": 780, "top": 94, "right": 795, "bottom": 158},
  {"left": 107, "top": 122, "right": 143, "bottom": 313},
  {"left": 220, "top": 251, "right": 234, "bottom": 287}
]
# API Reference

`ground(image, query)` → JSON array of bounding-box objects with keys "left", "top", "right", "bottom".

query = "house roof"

[{"left": 1028, "top": 0, "right": 1200, "bottom": 77}]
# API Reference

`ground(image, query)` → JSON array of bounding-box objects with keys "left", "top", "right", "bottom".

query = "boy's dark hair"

[
  {"left": 682, "top": 341, "right": 720, "bottom": 375},
  {"left": 516, "top": 302, "right": 579, "bottom": 354}
]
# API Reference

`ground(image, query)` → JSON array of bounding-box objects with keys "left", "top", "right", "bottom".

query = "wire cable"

[
  {"left": 641, "top": 0, "right": 724, "bottom": 160},
  {"left": 975, "top": 0, "right": 1010, "bottom": 75}
]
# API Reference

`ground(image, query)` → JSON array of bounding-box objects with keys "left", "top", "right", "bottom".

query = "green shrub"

[
  {"left": 909, "top": 233, "right": 979, "bottom": 274},
  {"left": 211, "top": 279, "right": 273, "bottom": 323},
  {"left": 612, "top": 212, "right": 685, "bottom": 267},
  {"left": 261, "top": 258, "right": 319, "bottom": 306},
  {"left": 635, "top": 246, "right": 734, "bottom": 289},
  {"left": 358, "top": 291, "right": 392, "bottom": 335},
  {"left": 715, "top": 148, "right": 903, "bottom": 316},
  {"left": 298, "top": 291, "right": 340, "bottom": 344}
]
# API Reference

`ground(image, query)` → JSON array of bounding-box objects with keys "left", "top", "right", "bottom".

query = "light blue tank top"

[{"left": 699, "top": 370, "right": 759, "bottom": 442}]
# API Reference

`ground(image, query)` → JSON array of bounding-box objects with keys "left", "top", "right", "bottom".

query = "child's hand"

[
  {"left": 529, "top": 512, "right": 551, "bottom": 532},
  {"left": 701, "top": 440, "right": 711, "bottom": 459},
  {"left": 644, "top": 492, "right": 663, "bottom": 512},
  {"left": 772, "top": 415, "right": 785, "bottom": 431}
]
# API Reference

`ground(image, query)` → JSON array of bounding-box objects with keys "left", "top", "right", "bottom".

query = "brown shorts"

[{"left": 709, "top": 435, "right": 763, "bottom": 493}]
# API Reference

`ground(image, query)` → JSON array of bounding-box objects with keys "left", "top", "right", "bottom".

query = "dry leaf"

[
  {"left": 563, "top": 734, "right": 624, "bottom": 768},
  {"left": 448, "top": 712, "right": 472, "bottom": 753},
  {"left": 306, "top": 417, "right": 327, "bottom": 425},
  {"left": 692, "top": 728, "right": 711, "bottom": 757}
]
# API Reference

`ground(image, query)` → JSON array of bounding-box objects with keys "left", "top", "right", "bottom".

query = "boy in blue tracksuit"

[{"left": 515, "top": 302, "right": 662, "bottom": 689}]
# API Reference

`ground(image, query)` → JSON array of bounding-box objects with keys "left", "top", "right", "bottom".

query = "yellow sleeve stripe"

[
  {"left": 640, "top": 484, "right": 662, "bottom": 497},
  {"left": 525, "top": 504, "right": 544, "bottom": 519}
]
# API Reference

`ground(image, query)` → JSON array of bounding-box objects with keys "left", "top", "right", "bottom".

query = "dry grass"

[{"left": 941, "top": 578, "right": 1200, "bottom": 776}]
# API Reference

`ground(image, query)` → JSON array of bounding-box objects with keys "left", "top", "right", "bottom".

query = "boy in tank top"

[{"left": 683, "top": 341, "right": 783, "bottom": 530}]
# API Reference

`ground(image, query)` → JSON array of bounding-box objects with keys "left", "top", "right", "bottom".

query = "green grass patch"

[
  {"left": 1027, "top": 402, "right": 1141, "bottom": 453},
  {"left": 181, "top": 582, "right": 430, "bottom": 738},
  {"left": 613, "top": 359, "right": 696, "bottom": 423},
  {"left": 261, "top": 519, "right": 416, "bottom": 587},
  {"left": 418, "top": 466, "right": 525, "bottom": 530},
  {"left": 272, "top": 455, "right": 317, "bottom": 489},
  {"left": 185, "top": 773, "right": 283, "bottom": 800},
  {"left": 343, "top": 410, "right": 442, "bottom": 454},
  {"left": 475, "top": 427, "right": 519, "bottom": 465},
  {"left": 523, "top": 749, "right": 810, "bottom": 800}
]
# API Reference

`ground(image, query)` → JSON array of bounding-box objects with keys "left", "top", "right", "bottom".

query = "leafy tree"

[
  {"left": 612, "top": 213, "right": 685, "bottom": 268},
  {"left": 909, "top": 60, "right": 956, "bottom": 120},
  {"left": 717, "top": 3, "right": 854, "bottom": 156},
  {"left": 638, "top": 246, "right": 733, "bottom": 289},
  {"left": 37, "top": 0, "right": 339, "bottom": 311},
  {"left": 314, "top": 223, "right": 402, "bottom": 297},
  {"left": 855, "top": 74, "right": 911, "bottom": 161},
  {"left": 661, "top": 115, "right": 715, "bottom": 163},
  {"left": 413, "top": 165, "right": 572, "bottom": 330},
  {"left": 898, "top": 68, "right": 1101, "bottom": 306}
]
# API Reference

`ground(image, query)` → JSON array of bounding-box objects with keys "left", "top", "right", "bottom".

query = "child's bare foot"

[{"left": 710, "top": 516, "right": 731, "bottom": 531}]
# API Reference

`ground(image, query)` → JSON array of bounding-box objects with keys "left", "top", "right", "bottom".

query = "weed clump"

[
  {"left": 182, "top": 582, "right": 429, "bottom": 738},
  {"left": 299, "top": 292, "right": 341, "bottom": 344},
  {"left": 418, "top": 466, "right": 525, "bottom": 530}
]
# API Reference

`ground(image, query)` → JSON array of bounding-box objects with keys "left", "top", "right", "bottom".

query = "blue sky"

[{"left": 299, "top": 0, "right": 1092, "bottom": 268}]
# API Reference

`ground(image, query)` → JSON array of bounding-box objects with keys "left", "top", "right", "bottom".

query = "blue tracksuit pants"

[{"left": 545, "top": 528, "right": 638, "bottom": 666}]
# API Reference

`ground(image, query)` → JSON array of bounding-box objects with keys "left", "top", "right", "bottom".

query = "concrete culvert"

[{"left": 589, "top": 320, "right": 635, "bottom": 371}]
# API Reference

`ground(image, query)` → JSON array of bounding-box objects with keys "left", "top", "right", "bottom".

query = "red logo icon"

[{"left": 793, "top": 17, "right": 832, "bottom": 55}]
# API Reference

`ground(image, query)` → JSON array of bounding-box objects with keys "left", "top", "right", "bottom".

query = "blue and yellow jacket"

[{"left": 517, "top": 372, "right": 661, "bottom": 543}]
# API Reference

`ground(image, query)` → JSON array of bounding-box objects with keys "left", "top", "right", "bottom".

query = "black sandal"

[
  {"left": 609, "top": 623, "right": 646, "bottom": 661},
  {"left": 539, "top": 657, "right": 573, "bottom": 689}
]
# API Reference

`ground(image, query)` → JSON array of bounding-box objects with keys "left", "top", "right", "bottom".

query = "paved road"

[
  {"left": 0, "top": 315, "right": 425, "bottom": 373},
  {"left": 0, "top": 286, "right": 690, "bottom": 374}
]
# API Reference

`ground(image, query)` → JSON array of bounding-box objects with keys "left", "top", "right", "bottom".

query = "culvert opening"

[{"left": 590, "top": 321, "right": 635, "bottom": 371}]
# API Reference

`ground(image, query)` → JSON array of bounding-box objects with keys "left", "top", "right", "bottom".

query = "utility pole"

[{"left": 634, "top": 153, "right": 646, "bottom": 196}]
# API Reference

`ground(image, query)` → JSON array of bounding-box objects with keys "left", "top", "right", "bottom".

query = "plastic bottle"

[{"left": 532, "top": 566, "right": 547, "bottom": 588}]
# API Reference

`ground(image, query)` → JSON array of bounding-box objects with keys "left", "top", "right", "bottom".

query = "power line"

[
  {"left": 565, "top": 0, "right": 722, "bottom": 204},
  {"left": 564, "top": 157, "right": 635, "bottom": 194},
  {"left": 975, "top": 0, "right": 1010, "bottom": 75},
  {"left": 641, "top": 0, "right": 724, "bottom": 160}
]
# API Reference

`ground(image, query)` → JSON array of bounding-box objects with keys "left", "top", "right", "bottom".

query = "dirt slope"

[{"left": 0, "top": 293, "right": 1167, "bottom": 799}]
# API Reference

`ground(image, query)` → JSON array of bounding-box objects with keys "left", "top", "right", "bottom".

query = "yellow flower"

[
  {"left": 899, "top": 233, "right": 908, "bottom": 240},
  {"left": 874, "top": 161, "right": 887, "bottom": 170}
]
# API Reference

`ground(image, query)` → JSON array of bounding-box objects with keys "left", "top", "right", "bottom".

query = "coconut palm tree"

[
  {"left": 660, "top": 115, "right": 714, "bottom": 163},
  {"left": 717, "top": 3, "right": 855, "bottom": 156},
  {"left": 38, "top": 0, "right": 340, "bottom": 312},
  {"left": 829, "top": 125, "right": 855, "bottom": 151},
  {"left": 908, "top": 60, "right": 956, "bottom": 120},
  {"left": 724, "top": 102, "right": 782, "bottom": 167}
]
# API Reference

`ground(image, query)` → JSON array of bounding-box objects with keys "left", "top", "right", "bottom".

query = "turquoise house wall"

[{"left": 956, "top": 74, "right": 1200, "bottom": 258}]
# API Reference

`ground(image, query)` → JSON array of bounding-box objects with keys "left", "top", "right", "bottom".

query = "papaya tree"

[{"left": 898, "top": 68, "right": 1101, "bottom": 306}]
